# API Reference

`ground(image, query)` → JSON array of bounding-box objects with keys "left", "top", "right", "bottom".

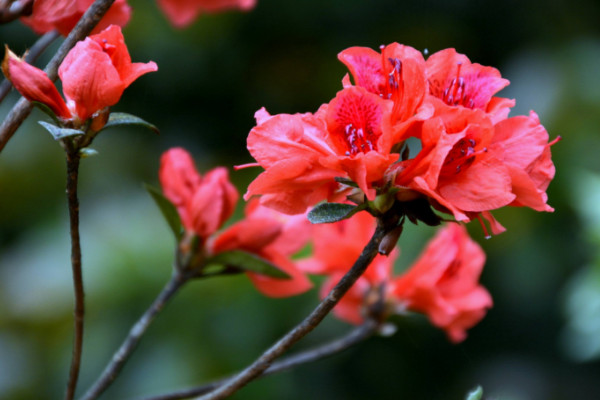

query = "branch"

[
  {"left": 195, "top": 217, "right": 395, "bottom": 400},
  {"left": 0, "top": 30, "right": 60, "bottom": 105},
  {"left": 141, "top": 319, "right": 379, "bottom": 400},
  {"left": 79, "top": 272, "right": 190, "bottom": 400},
  {"left": 65, "top": 150, "right": 84, "bottom": 400},
  {"left": 0, "top": 0, "right": 117, "bottom": 154}
]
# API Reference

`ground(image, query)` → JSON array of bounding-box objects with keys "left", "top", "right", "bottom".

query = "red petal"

[
  {"left": 2, "top": 47, "right": 70, "bottom": 119},
  {"left": 89, "top": 25, "right": 158, "bottom": 88},
  {"left": 59, "top": 39, "right": 124, "bottom": 121}
]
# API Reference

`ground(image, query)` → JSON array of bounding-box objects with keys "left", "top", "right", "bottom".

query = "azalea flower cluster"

[
  {"left": 300, "top": 213, "right": 491, "bottom": 343},
  {"left": 160, "top": 148, "right": 492, "bottom": 341},
  {"left": 19, "top": 0, "right": 256, "bottom": 34},
  {"left": 245, "top": 44, "right": 557, "bottom": 234}
]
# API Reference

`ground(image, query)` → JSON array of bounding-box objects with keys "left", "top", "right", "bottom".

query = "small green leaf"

[
  {"left": 101, "top": 112, "right": 159, "bottom": 134},
  {"left": 308, "top": 202, "right": 364, "bottom": 224},
  {"left": 79, "top": 148, "right": 98, "bottom": 158},
  {"left": 334, "top": 177, "right": 359, "bottom": 188},
  {"left": 206, "top": 250, "right": 290, "bottom": 279},
  {"left": 32, "top": 102, "right": 62, "bottom": 125},
  {"left": 465, "top": 385, "right": 483, "bottom": 400},
  {"left": 144, "top": 183, "right": 183, "bottom": 240},
  {"left": 38, "top": 121, "right": 84, "bottom": 141}
]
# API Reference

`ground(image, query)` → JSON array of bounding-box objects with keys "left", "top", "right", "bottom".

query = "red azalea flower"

[
  {"left": 156, "top": 0, "right": 256, "bottom": 28},
  {"left": 209, "top": 199, "right": 313, "bottom": 297},
  {"left": 2, "top": 25, "right": 157, "bottom": 124},
  {"left": 160, "top": 148, "right": 238, "bottom": 240},
  {"left": 245, "top": 86, "right": 398, "bottom": 214},
  {"left": 395, "top": 108, "right": 515, "bottom": 223},
  {"left": 394, "top": 106, "right": 555, "bottom": 233},
  {"left": 20, "top": 0, "right": 131, "bottom": 36},
  {"left": 391, "top": 223, "right": 492, "bottom": 343},
  {"left": 338, "top": 43, "right": 433, "bottom": 141},
  {"left": 426, "top": 48, "right": 514, "bottom": 124},
  {"left": 489, "top": 111, "right": 555, "bottom": 212},
  {"left": 298, "top": 211, "right": 398, "bottom": 324}
]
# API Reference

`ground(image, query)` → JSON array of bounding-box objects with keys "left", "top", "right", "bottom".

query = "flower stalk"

[
  {"left": 196, "top": 213, "right": 399, "bottom": 400},
  {"left": 65, "top": 148, "right": 83, "bottom": 400},
  {"left": 141, "top": 318, "right": 379, "bottom": 400},
  {"left": 80, "top": 271, "right": 191, "bottom": 400}
]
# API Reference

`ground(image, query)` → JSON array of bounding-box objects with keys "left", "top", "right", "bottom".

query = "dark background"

[{"left": 1, "top": 0, "right": 600, "bottom": 398}]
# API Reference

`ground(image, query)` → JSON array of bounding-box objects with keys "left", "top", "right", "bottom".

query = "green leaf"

[
  {"left": 465, "top": 386, "right": 483, "bottom": 400},
  {"left": 334, "top": 177, "right": 359, "bottom": 188},
  {"left": 101, "top": 112, "right": 159, "bottom": 134},
  {"left": 307, "top": 202, "right": 363, "bottom": 224},
  {"left": 32, "top": 101, "right": 62, "bottom": 125},
  {"left": 38, "top": 121, "right": 84, "bottom": 141},
  {"left": 144, "top": 183, "right": 183, "bottom": 240},
  {"left": 206, "top": 250, "right": 290, "bottom": 279}
]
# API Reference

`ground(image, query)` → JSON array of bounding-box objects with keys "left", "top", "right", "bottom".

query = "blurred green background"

[{"left": 1, "top": 0, "right": 600, "bottom": 399}]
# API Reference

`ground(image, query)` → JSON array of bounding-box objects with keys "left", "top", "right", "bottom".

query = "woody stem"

[
  {"left": 0, "top": 0, "right": 117, "bottom": 153},
  {"left": 141, "top": 318, "right": 380, "bottom": 400},
  {"left": 195, "top": 215, "right": 397, "bottom": 400},
  {"left": 65, "top": 150, "right": 84, "bottom": 400},
  {"left": 79, "top": 271, "right": 191, "bottom": 400}
]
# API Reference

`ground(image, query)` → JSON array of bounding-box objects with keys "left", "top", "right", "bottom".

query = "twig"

[
  {"left": 141, "top": 319, "right": 379, "bottom": 400},
  {"left": 196, "top": 217, "right": 396, "bottom": 400},
  {"left": 80, "top": 272, "right": 190, "bottom": 400},
  {"left": 0, "top": 0, "right": 117, "bottom": 153},
  {"left": 0, "top": 30, "right": 60, "bottom": 104},
  {"left": 65, "top": 149, "right": 84, "bottom": 400}
]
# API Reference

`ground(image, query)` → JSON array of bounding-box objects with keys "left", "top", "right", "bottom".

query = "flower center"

[
  {"left": 378, "top": 48, "right": 405, "bottom": 119},
  {"left": 441, "top": 137, "right": 486, "bottom": 176},
  {"left": 328, "top": 89, "right": 384, "bottom": 157},
  {"left": 340, "top": 123, "right": 377, "bottom": 156},
  {"left": 440, "top": 63, "right": 475, "bottom": 109}
]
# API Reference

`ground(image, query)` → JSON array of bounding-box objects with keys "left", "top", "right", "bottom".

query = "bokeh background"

[{"left": 1, "top": 0, "right": 600, "bottom": 399}]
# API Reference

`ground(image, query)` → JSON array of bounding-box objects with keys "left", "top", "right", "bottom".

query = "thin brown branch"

[
  {"left": 0, "top": 30, "right": 60, "bottom": 104},
  {"left": 0, "top": 0, "right": 33, "bottom": 24},
  {"left": 79, "top": 272, "right": 190, "bottom": 400},
  {"left": 141, "top": 319, "right": 379, "bottom": 400},
  {"left": 0, "top": 0, "right": 117, "bottom": 154},
  {"left": 195, "top": 216, "right": 397, "bottom": 400},
  {"left": 65, "top": 149, "right": 84, "bottom": 400}
]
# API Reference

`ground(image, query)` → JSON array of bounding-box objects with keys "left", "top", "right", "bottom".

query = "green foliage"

[
  {"left": 307, "top": 202, "right": 365, "bottom": 224},
  {"left": 144, "top": 183, "right": 183, "bottom": 241},
  {"left": 101, "top": 112, "right": 159, "bottom": 134},
  {"left": 38, "top": 121, "right": 84, "bottom": 141},
  {"left": 205, "top": 250, "right": 290, "bottom": 279}
]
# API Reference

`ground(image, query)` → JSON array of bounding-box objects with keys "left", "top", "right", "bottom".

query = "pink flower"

[
  {"left": 156, "top": 0, "right": 257, "bottom": 28},
  {"left": 391, "top": 223, "right": 492, "bottom": 343},
  {"left": 2, "top": 25, "right": 157, "bottom": 124},
  {"left": 159, "top": 148, "right": 310, "bottom": 297},
  {"left": 245, "top": 86, "right": 399, "bottom": 214},
  {"left": 20, "top": 0, "right": 131, "bottom": 36},
  {"left": 209, "top": 200, "right": 313, "bottom": 297},
  {"left": 298, "top": 211, "right": 398, "bottom": 324},
  {"left": 338, "top": 43, "right": 433, "bottom": 141},
  {"left": 393, "top": 107, "right": 555, "bottom": 234},
  {"left": 426, "top": 48, "right": 514, "bottom": 124},
  {"left": 159, "top": 148, "right": 238, "bottom": 240}
]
